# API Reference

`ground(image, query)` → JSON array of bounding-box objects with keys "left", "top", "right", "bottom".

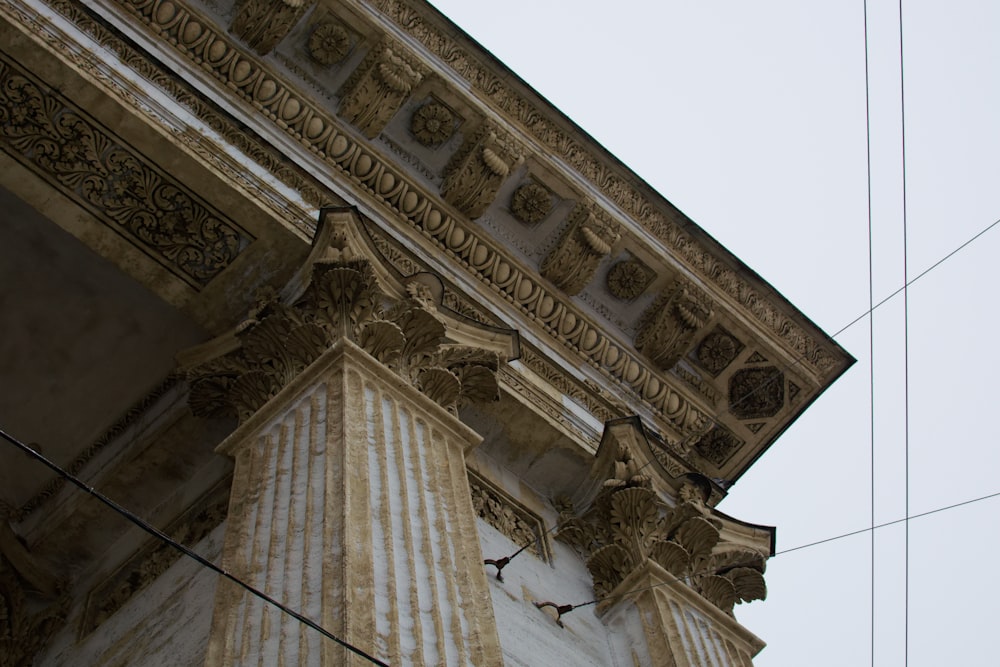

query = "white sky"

[{"left": 428, "top": 1, "right": 1000, "bottom": 664}]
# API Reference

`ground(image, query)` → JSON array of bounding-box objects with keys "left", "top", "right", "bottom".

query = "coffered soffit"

[{"left": 4, "top": 0, "right": 854, "bottom": 484}]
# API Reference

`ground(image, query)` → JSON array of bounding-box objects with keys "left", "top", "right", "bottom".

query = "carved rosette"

[
  {"left": 729, "top": 366, "right": 785, "bottom": 419},
  {"left": 441, "top": 123, "right": 524, "bottom": 218},
  {"left": 410, "top": 101, "right": 456, "bottom": 147},
  {"left": 557, "top": 447, "right": 766, "bottom": 614},
  {"left": 339, "top": 43, "right": 427, "bottom": 139},
  {"left": 696, "top": 328, "right": 744, "bottom": 376},
  {"left": 308, "top": 20, "right": 351, "bottom": 66},
  {"left": 509, "top": 182, "right": 552, "bottom": 224},
  {"left": 540, "top": 203, "right": 620, "bottom": 295},
  {"left": 230, "top": 0, "right": 315, "bottom": 55},
  {"left": 187, "top": 262, "right": 500, "bottom": 420},
  {"left": 606, "top": 258, "right": 655, "bottom": 301},
  {"left": 635, "top": 279, "right": 714, "bottom": 370},
  {"left": 693, "top": 425, "right": 744, "bottom": 467}
]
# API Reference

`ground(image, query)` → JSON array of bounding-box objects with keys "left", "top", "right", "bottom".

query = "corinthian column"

[{"left": 184, "top": 209, "right": 510, "bottom": 666}]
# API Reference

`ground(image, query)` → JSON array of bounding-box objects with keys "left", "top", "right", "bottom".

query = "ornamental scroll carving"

[
  {"left": 185, "top": 211, "right": 507, "bottom": 420},
  {"left": 339, "top": 41, "right": 427, "bottom": 139},
  {"left": 441, "top": 122, "right": 524, "bottom": 219},
  {"left": 231, "top": 0, "right": 315, "bottom": 55},
  {"left": 635, "top": 279, "right": 714, "bottom": 371},
  {"left": 557, "top": 446, "right": 766, "bottom": 615},
  {"left": 0, "top": 57, "right": 253, "bottom": 288},
  {"left": 541, "top": 203, "right": 620, "bottom": 296},
  {"left": 469, "top": 470, "right": 549, "bottom": 561}
]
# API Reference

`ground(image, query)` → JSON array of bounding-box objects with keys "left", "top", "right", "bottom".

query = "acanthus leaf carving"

[
  {"left": 230, "top": 0, "right": 315, "bottom": 55},
  {"left": 557, "top": 434, "right": 768, "bottom": 616},
  {"left": 339, "top": 41, "right": 427, "bottom": 139},
  {"left": 540, "top": 203, "right": 620, "bottom": 296},
  {"left": 186, "top": 212, "right": 511, "bottom": 418},
  {"left": 635, "top": 278, "right": 715, "bottom": 370},
  {"left": 441, "top": 122, "right": 523, "bottom": 218}
]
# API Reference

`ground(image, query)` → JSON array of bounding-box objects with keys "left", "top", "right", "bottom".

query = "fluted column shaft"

[{"left": 204, "top": 339, "right": 502, "bottom": 666}]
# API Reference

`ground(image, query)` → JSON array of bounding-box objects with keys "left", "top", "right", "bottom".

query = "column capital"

[{"left": 181, "top": 208, "right": 517, "bottom": 423}]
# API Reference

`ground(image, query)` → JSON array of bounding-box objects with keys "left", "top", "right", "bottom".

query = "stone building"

[{"left": 0, "top": 1, "right": 852, "bottom": 665}]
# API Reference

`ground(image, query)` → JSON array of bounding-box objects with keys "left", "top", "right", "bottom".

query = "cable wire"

[
  {"left": 532, "top": 488, "right": 1000, "bottom": 621},
  {"left": 861, "top": 0, "right": 876, "bottom": 664},
  {"left": 897, "top": 0, "right": 911, "bottom": 661},
  {"left": 0, "top": 428, "right": 390, "bottom": 667},
  {"left": 486, "top": 211, "right": 1000, "bottom": 575}
]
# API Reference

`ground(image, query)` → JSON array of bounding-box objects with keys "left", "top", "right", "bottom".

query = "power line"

[
  {"left": 774, "top": 489, "right": 1000, "bottom": 556},
  {"left": 0, "top": 428, "right": 390, "bottom": 667},
  {"left": 487, "top": 210, "right": 1000, "bottom": 577},
  {"left": 830, "top": 214, "right": 1000, "bottom": 340},
  {"left": 861, "top": 0, "right": 876, "bottom": 664},
  {"left": 897, "top": 0, "right": 911, "bottom": 661},
  {"left": 526, "top": 489, "right": 1000, "bottom": 627}
]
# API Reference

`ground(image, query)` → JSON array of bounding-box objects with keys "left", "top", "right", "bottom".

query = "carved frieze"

[
  {"left": 696, "top": 328, "right": 744, "bottom": 376},
  {"left": 0, "top": 57, "right": 253, "bottom": 289},
  {"left": 469, "top": 470, "right": 549, "bottom": 561},
  {"left": 635, "top": 279, "right": 714, "bottom": 371},
  {"left": 509, "top": 181, "right": 552, "bottom": 224},
  {"left": 410, "top": 100, "right": 457, "bottom": 147},
  {"left": 307, "top": 18, "right": 351, "bottom": 65},
  {"left": 230, "top": 0, "right": 315, "bottom": 55},
  {"left": 441, "top": 122, "right": 523, "bottom": 218},
  {"left": 79, "top": 479, "right": 230, "bottom": 637},
  {"left": 540, "top": 203, "right": 620, "bottom": 296},
  {"left": 606, "top": 258, "right": 655, "bottom": 302},
  {"left": 339, "top": 41, "right": 427, "bottom": 139},
  {"left": 557, "top": 441, "right": 766, "bottom": 614},
  {"left": 729, "top": 366, "right": 784, "bottom": 420}
]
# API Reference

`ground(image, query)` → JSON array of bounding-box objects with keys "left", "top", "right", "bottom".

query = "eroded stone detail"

[
  {"left": 441, "top": 122, "right": 523, "bottom": 218},
  {"left": 339, "top": 41, "right": 427, "bottom": 139},
  {"left": 469, "top": 470, "right": 549, "bottom": 561},
  {"left": 307, "top": 19, "right": 351, "bottom": 65},
  {"left": 509, "top": 181, "right": 552, "bottom": 224},
  {"left": 729, "top": 366, "right": 784, "bottom": 420},
  {"left": 541, "top": 203, "right": 620, "bottom": 296},
  {"left": 557, "top": 448, "right": 765, "bottom": 614},
  {"left": 0, "top": 57, "right": 253, "bottom": 288},
  {"left": 693, "top": 426, "right": 744, "bottom": 467},
  {"left": 231, "top": 0, "right": 315, "bottom": 55},
  {"left": 79, "top": 479, "right": 230, "bottom": 637},
  {"left": 746, "top": 351, "right": 768, "bottom": 364},
  {"left": 696, "top": 328, "right": 744, "bottom": 376},
  {"left": 635, "top": 279, "right": 714, "bottom": 371},
  {"left": 410, "top": 101, "right": 456, "bottom": 147},
  {"left": 607, "top": 258, "right": 655, "bottom": 301}
]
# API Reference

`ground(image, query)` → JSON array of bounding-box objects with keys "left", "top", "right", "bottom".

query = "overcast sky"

[{"left": 428, "top": 1, "right": 1000, "bottom": 664}]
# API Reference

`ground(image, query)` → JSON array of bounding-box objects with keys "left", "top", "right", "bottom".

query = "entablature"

[{"left": 3, "top": 0, "right": 852, "bottom": 487}]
